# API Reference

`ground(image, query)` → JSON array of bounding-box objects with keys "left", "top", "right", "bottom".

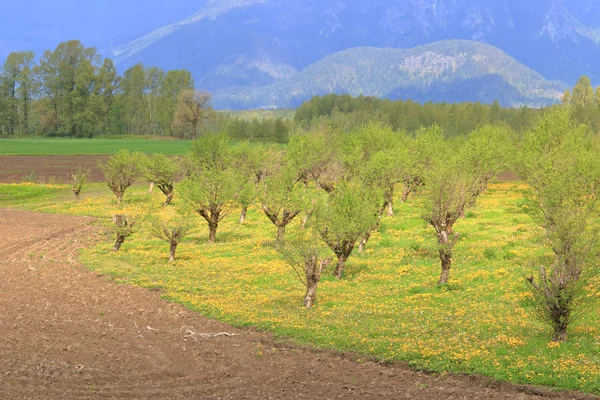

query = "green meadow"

[{"left": 0, "top": 138, "right": 192, "bottom": 155}]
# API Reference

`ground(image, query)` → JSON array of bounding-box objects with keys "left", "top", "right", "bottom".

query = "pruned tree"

[
  {"left": 401, "top": 125, "right": 444, "bottom": 203},
  {"left": 343, "top": 122, "right": 406, "bottom": 216},
  {"left": 68, "top": 165, "right": 88, "bottom": 201},
  {"left": 231, "top": 142, "right": 263, "bottom": 223},
  {"left": 279, "top": 228, "right": 333, "bottom": 309},
  {"left": 420, "top": 130, "right": 503, "bottom": 285},
  {"left": 172, "top": 89, "right": 213, "bottom": 139},
  {"left": 259, "top": 167, "right": 306, "bottom": 245},
  {"left": 517, "top": 108, "right": 600, "bottom": 342},
  {"left": 141, "top": 153, "right": 181, "bottom": 206},
  {"left": 286, "top": 128, "right": 345, "bottom": 193},
  {"left": 98, "top": 150, "right": 140, "bottom": 205},
  {"left": 318, "top": 181, "right": 380, "bottom": 279},
  {"left": 460, "top": 125, "right": 513, "bottom": 212},
  {"left": 149, "top": 206, "right": 193, "bottom": 262},
  {"left": 421, "top": 157, "right": 468, "bottom": 285},
  {"left": 179, "top": 170, "right": 237, "bottom": 244},
  {"left": 111, "top": 213, "right": 137, "bottom": 252}
]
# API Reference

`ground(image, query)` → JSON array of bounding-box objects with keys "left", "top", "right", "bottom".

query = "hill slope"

[
  {"left": 212, "top": 41, "right": 566, "bottom": 109},
  {"left": 111, "top": 0, "right": 600, "bottom": 87}
]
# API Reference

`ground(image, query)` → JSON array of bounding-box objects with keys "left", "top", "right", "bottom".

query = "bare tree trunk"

[
  {"left": 113, "top": 235, "right": 125, "bottom": 252},
  {"left": 276, "top": 225, "right": 286, "bottom": 246},
  {"left": 116, "top": 192, "right": 124, "bottom": 206},
  {"left": 553, "top": 322, "right": 568, "bottom": 342},
  {"left": 304, "top": 280, "right": 318, "bottom": 309},
  {"left": 148, "top": 182, "right": 155, "bottom": 194},
  {"left": 169, "top": 242, "right": 177, "bottom": 262},
  {"left": 386, "top": 185, "right": 394, "bottom": 216},
  {"left": 164, "top": 191, "right": 175, "bottom": 206},
  {"left": 239, "top": 206, "right": 248, "bottom": 224},
  {"left": 401, "top": 184, "right": 412, "bottom": 202},
  {"left": 358, "top": 230, "right": 372, "bottom": 252},
  {"left": 74, "top": 192, "right": 81, "bottom": 202},
  {"left": 438, "top": 249, "right": 452, "bottom": 285},
  {"left": 334, "top": 253, "right": 349, "bottom": 279},
  {"left": 208, "top": 222, "right": 217, "bottom": 244}
]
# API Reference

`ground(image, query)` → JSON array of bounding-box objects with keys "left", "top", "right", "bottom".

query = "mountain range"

[{"left": 2, "top": 0, "right": 599, "bottom": 109}]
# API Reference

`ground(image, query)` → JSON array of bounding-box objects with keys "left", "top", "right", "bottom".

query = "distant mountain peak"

[{"left": 113, "top": 0, "right": 265, "bottom": 62}]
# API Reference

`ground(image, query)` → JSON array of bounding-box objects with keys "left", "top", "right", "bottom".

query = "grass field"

[
  {"left": 0, "top": 138, "right": 192, "bottom": 155},
  {"left": 2, "top": 182, "right": 600, "bottom": 394}
]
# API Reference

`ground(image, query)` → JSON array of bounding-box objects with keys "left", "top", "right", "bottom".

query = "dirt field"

[
  {"left": 0, "top": 155, "right": 522, "bottom": 185},
  {"left": 0, "top": 209, "right": 594, "bottom": 399},
  {"left": 0, "top": 156, "right": 108, "bottom": 184}
]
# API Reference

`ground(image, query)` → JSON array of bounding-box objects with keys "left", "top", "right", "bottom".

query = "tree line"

[
  {"left": 78, "top": 99, "right": 600, "bottom": 343},
  {"left": 0, "top": 40, "right": 215, "bottom": 138},
  {"left": 294, "top": 93, "right": 545, "bottom": 136}
]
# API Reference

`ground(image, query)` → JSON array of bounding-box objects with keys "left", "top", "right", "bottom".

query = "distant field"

[{"left": 0, "top": 138, "right": 192, "bottom": 155}]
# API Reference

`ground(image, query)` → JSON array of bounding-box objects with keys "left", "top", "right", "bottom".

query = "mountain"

[
  {"left": 213, "top": 41, "right": 566, "bottom": 109},
  {"left": 2, "top": 0, "right": 597, "bottom": 109},
  {"left": 111, "top": 0, "right": 600, "bottom": 89}
]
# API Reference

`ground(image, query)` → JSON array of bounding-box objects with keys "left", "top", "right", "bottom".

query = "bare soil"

[
  {"left": 0, "top": 155, "right": 522, "bottom": 185},
  {"left": 0, "top": 156, "right": 108, "bottom": 184},
  {"left": 0, "top": 210, "right": 593, "bottom": 400}
]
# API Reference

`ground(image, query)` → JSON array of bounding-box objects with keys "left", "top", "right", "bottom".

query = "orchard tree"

[
  {"left": 401, "top": 126, "right": 444, "bottom": 203},
  {"left": 343, "top": 122, "right": 405, "bottom": 215},
  {"left": 279, "top": 226, "right": 333, "bottom": 309},
  {"left": 420, "top": 129, "right": 505, "bottom": 285},
  {"left": 68, "top": 165, "right": 88, "bottom": 201},
  {"left": 318, "top": 181, "right": 380, "bottom": 279},
  {"left": 286, "top": 128, "right": 344, "bottom": 193},
  {"left": 142, "top": 154, "right": 181, "bottom": 205},
  {"left": 179, "top": 170, "right": 237, "bottom": 244},
  {"left": 149, "top": 206, "right": 193, "bottom": 262},
  {"left": 231, "top": 142, "right": 263, "bottom": 223},
  {"left": 517, "top": 108, "right": 600, "bottom": 342},
  {"left": 460, "top": 125, "right": 513, "bottom": 211},
  {"left": 99, "top": 150, "right": 141, "bottom": 205},
  {"left": 111, "top": 213, "right": 137, "bottom": 252},
  {"left": 260, "top": 167, "right": 305, "bottom": 245}
]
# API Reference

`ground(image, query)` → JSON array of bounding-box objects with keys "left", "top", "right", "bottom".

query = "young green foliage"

[
  {"left": 318, "top": 181, "right": 380, "bottom": 279},
  {"left": 278, "top": 224, "right": 333, "bottom": 309},
  {"left": 401, "top": 125, "right": 444, "bottom": 202},
  {"left": 148, "top": 206, "right": 193, "bottom": 262},
  {"left": 111, "top": 214, "right": 137, "bottom": 252},
  {"left": 231, "top": 142, "right": 263, "bottom": 223},
  {"left": 141, "top": 153, "right": 181, "bottom": 206},
  {"left": 343, "top": 122, "right": 406, "bottom": 215},
  {"left": 517, "top": 107, "right": 600, "bottom": 342},
  {"left": 259, "top": 165, "right": 306, "bottom": 246},
  {"left": 179, "top": 170, "right": 238, "bottom": 244},
  {"left": 420, "top": 127, "right": 505, "bottom": 285},
  {"left": 286, "top": 128, "right": 344, "bottom": 192},
  {"left": 98, "top": 150, "right": 141, "bottom": 205},
  {"left": 68, "top": 165, "right": 88, "bottom": 201}
]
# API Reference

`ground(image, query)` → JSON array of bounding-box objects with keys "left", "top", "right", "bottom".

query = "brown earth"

[
  {"left": 0, "top": 209, "right": 595, "bottom": 399},
  {"left": 0, "top": 156, "right": 108, "bottom": 184},
  {"left": 0, "top": 155, "right": 523, "bottom": 185}
]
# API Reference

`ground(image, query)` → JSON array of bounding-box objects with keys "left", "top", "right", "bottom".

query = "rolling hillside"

[{"left": 213, "top": 41, "right": 566, "bottom": 109}]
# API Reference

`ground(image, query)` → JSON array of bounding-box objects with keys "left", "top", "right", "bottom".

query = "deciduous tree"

[{"left": 517, "top": 107, "right": 600, "bottom": 342}]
